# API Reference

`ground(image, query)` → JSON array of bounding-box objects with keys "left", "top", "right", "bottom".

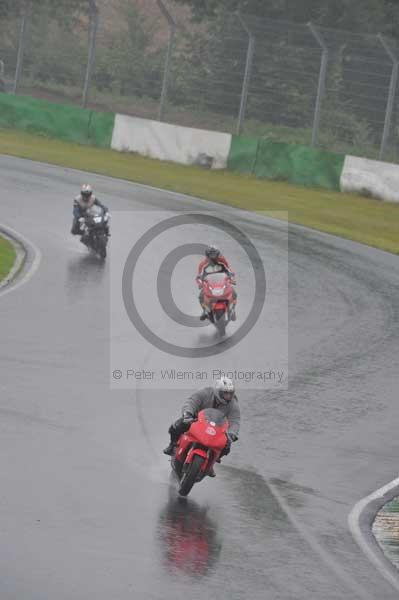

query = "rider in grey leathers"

[{"left": 163, "top": 377, "right": 240, "bottom": 477}]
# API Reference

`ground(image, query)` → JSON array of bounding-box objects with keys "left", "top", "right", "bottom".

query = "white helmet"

[
  {"left": 215, "top": 377, "right": 235, "bottom": 405},
  {"left": 81, "top": 184, "right": 93, "bottom": 205}
]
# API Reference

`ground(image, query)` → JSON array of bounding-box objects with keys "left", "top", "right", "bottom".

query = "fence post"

[
  {"left": 237, "top": 14, "right": 255, "bottom": 136},
  {"left": 157, "top": 0, "right": 176, "bottom": 122},
  {"left": 377, "top": 34, "right": 398, "bottom": 161},
  {"left": 82, "top": 0, "right": 99, "bottom": 109},
  {"left": 308, "top": 22, "right": 328, "bottom": 147},
  {"left": 13, "top": 2, "right": 31, "bottom": 95}
]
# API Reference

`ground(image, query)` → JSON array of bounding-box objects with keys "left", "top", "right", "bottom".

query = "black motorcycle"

[{"left": 81, "top": 205, "right": 110, "bottom": 259}]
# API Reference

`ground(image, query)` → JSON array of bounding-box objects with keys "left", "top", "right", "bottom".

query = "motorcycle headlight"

[
  {"left": 212, "top": 287, "right": 225, "bottom": 296},
  {"left": 93, "top": 216, "right": 102, "bottom": 224}
]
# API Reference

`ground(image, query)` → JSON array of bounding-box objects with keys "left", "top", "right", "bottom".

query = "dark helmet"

[{"left": 205, "top": 245, "right": 221, "bottom": 261}]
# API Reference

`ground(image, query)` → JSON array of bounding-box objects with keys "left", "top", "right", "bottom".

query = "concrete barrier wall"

[
  {"left": 3, "top": 94, "right": 399, "bottom": 202},
  {"left": 340, "top": 155, "right": 399, "bottom": 203},
  {"left": 111, "top": 114, "right": 232, "bottom": 169}
]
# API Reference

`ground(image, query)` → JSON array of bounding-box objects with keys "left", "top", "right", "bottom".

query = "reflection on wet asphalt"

[
  {"left": 65, "top": 253, "right": 107, "bottom": 300},
  {"left": 157, "top": 486, "right": 222, "bottom": 578}
]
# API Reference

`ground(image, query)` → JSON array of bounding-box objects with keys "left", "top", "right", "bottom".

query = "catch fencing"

[{"left": 1, "top": 1, "right": 399, "bottom": 161}]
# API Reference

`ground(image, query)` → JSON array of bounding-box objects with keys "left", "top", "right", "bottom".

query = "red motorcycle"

[
  {"left": 172, "top": 408, "right": 229, "bottom": 497},
  {"left": 201, "top": 272, "right": 236, "bottom": 336}
]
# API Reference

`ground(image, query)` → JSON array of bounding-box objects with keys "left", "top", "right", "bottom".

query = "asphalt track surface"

[{"left": 1, "top": 155, "right": 399, "bottom": 600}]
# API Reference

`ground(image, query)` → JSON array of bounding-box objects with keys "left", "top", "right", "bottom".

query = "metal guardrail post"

[
  {"left": 13, "top": 3, "right": 31, "bottom": 95},
  {"left": 82, "top": 0, "right": 99, "bottom": 108},
  {"left": 377, "top": 34, "right": 398, "bottom": 161},
  {"left": 157, "top": 0, "right": 176, "bottom": 122},
  {"left": 237, "top": 14, "right": 255, "bottom": 136},
  {"left": 308, "top": 22, "right": 328, "bottom": 147}
]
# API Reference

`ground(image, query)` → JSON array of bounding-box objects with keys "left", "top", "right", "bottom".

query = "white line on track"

[
  {"left": 267, "top": 481, "right": 371, "bottom": 599},
  {"left": 348, "top": 477, "right": 399, "bottom": 593},
  {"left": 2, "top": 156, "right": 397, "bottom": 596},
  {"left": 0, "top": 223, "right": 42, "bottom": 298}
]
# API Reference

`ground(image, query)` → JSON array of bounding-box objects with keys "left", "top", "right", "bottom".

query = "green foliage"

[
  {"left": 0, "top": 0, "right": 89, "bottom": 19},
  {"left": 25, "top": 5, "right": 86, "bottom": 85},
  {"left": 172, "top": 0, "right": 399, "bottom": 34},
  {"left": 167, "top": 20, "right": 246, "bottom": 111},
  {"left": 0, "top": 0, "right": 163, "bottom": 100},
  {"left": 92, "top": 1, "right": 163, "bottom": 99},
  {"left": 0, "top": 0, "right": 396, "bottom": 161}
]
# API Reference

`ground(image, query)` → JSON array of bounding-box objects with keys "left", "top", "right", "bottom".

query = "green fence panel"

[
  {"left": 0, "top": 94, "right": 89, "bottom": 144},
  {"left": 88, "top": 110, "right": 115, "bottom": 148},
  {"left": 227, "top": 135, "right": 259, "bottom": 174},
  {"left": 0, "top": 94, "right": 115, "bottom": 147},
  {"left": 254, "top": 140, "right": 345, "bottom": 191}
]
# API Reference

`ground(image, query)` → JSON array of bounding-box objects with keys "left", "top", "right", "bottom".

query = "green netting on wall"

[
  {"left": 227, "top": 135, "right": 259, "bottom": 174},
  {"left": 228, "top": 135, "right": 345, "bottom": 191},
  {"left": 0, "top": 94, "right": 114, "bottom": 147}
]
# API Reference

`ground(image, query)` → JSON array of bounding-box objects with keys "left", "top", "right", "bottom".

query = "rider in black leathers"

[{"left": 71, "top": 184, "right": 109, "bottom": 239}]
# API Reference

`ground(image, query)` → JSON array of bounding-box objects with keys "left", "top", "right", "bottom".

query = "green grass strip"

[
  {"left": 0, "top": 234, "right": 16, "bottom": 283},
  {"left": 1, "top": 128, "right": 399, "bottom": 255}
]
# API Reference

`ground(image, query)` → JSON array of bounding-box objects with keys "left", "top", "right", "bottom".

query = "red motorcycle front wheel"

[
  {"left": 178, "top": 454, "right": 205, "bottom": 496},
  {"left": 214, "top": 309, "right": 226, "bottom": 337}
]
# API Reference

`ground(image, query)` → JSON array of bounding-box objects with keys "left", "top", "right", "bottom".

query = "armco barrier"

[
  {"left": 111, "top": 114, "right": 232, "bottom": 169},
  {"left": 0, "top": 94, "right": 114, "bottom": 148}
]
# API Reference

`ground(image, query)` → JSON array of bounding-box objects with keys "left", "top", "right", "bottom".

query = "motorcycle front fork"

[{"left": 205, "top": 306, "right": 235, "bottom": 322}]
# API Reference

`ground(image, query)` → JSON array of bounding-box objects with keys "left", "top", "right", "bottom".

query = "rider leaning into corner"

[
  {"left": 197, "top": 245, "right": 237, "bottom": 320},
  {"left": 163, "top": 377, "right": 240, "bottom": 477},
  {"left": 71, "top": 184, "right": 110, "bottom": 241}
]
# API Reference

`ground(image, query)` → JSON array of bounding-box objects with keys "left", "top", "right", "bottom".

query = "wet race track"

[{"left": 1, "top": 156, "right": 399, "bottom": 599}]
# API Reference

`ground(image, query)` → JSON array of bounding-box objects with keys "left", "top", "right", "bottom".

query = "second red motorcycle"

[{"left": 200, "top": 272, "right": 236, "bottom": 336}]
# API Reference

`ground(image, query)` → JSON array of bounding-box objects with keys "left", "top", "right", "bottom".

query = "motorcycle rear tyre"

[{"left": 214, "top": 309, "right": 226, "bottom": 337}]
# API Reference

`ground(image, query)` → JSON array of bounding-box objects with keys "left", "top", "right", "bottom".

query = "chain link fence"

[{"left": 1, "top": 0, "right": 399, "bottom": 162}]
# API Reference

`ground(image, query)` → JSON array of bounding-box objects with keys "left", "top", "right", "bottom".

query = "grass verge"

[
  {"left": 0, "top": 234, "right": 16, "bottom": 283},
  {"left": 1, "top": 128, "right": 398, "bottom": 254}
]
